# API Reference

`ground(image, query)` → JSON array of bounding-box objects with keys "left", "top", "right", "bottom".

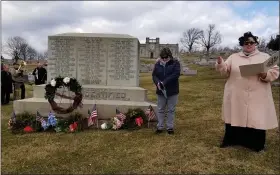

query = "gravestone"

[{"left": 13, "top": 33, "right": 157, "bottom": 122}]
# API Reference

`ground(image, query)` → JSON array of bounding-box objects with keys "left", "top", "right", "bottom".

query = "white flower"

[
  {"left": 63, "top": 77, "right": 70, "bottom": 84},
  {"left": 112, "top": 124, "right": 117, "bottom": 130},
  {"left": 101, "top": 123, "right": 107, "bottom": 130},
  {"left": 50, "top": 79, "right": 56, "bottom": 87}
]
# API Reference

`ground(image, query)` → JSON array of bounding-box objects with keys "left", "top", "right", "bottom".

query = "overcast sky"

[{"left": 1, "top": 1, "right": 279, "bottom": 59}]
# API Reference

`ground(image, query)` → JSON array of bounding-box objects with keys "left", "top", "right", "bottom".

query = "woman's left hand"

[{"left": 258, "top": 72, "right": 267, "bottom": 79}]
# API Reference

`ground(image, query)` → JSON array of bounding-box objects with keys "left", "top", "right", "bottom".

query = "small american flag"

[
  {"left": 36, "top": 111, "right": 45, "bottom": 123},
  {"left": 36, "top": 111, "right": 48, "bottom": 130},
  {"left": 116, "top": 109, "right": 126, "bottom": 122},
  {"left": 145, "top": 105, "right": 156, "bottom": 121},
  {"left": 88, "top": 104, "right": 98, "bottom": 127}
]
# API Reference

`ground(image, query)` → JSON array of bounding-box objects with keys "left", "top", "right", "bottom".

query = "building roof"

[{"left": 49, "top": 33, "right": 137, "bottom": 39}]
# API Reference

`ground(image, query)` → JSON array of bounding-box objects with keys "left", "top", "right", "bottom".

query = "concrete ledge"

[
  {"left": 13, "top": 98, "right": 158, "bottom": 121},
  {"left": 33, "top": 84, "right": 148, "bottom": 102}
]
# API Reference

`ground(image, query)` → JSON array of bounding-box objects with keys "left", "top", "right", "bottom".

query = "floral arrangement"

[
  {"left": 45, "top": 76, "right": 83, "bottom": 114},
  {"left": 100, "top": 108, "right": 148, "bottom": 131},
  {"left": 8, "top": 111, "right": 89, "bottom": 134},
  {"left": 8, "top": 106, "right": 157, "bottom": 134}
]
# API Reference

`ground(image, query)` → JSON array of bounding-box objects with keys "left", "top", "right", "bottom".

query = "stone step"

[
  {"left": 33, "top": 84, "right": 149, "bottom": 102},
  {"left": 13, "top": 98, "right": 158, "bottom": 121}
]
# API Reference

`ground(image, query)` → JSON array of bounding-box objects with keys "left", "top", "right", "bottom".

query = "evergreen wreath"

[{"left": 45, "top": 76, "right": 83, "bottom": 114}]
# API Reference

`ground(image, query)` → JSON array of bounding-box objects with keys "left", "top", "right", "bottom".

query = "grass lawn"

[
  {"left": 140, "top": 58, "right": 157, "bottom": 64},
  {"left": 1, "top": 64, "right": 279, "bottom": 174}
]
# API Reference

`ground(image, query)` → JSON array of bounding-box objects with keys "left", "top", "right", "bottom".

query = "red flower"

[
  {"left": 135, "top": 117, "right": 143, "bottom": 126},
  {"left": 23, "top": 126, "right": 34, "bottom": 133},
  {"left": 69, "top": 122, "right": 78, "bottom": 132}
]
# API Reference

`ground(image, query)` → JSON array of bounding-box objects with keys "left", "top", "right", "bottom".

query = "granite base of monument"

[{"left": 13, "top": 84, "right": 158, "bottom": 122}]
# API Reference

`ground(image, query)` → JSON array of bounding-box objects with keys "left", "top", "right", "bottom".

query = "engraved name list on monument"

[
  {"left": 77, "top": 37, "right": 107, "bottom": 85},
  {"left": 107, "top": 39, "right": 138, "bottom": 87},
  {"left": 47, "top": 37, "right": 76, "bottom": 81}
]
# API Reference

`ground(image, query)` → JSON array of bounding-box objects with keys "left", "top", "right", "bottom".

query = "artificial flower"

[
  {"left": 135, "top": 117, "right": 143, "bottom": 126},
  {"left": 69, "top": 122, "right": 78, "bottom": 132},
  {"left": 112, "top": 124, "right": 117, "bottom": 130},
  {"left": 54, "top": 127, "right": 62, "bottom": 133},
  {"left": 101, "top": 123, "right": 108, "bottom": 130},
  {"left": 47, "top": 112, "right": 57, "bottom": 127},
  {"left": 8, "top": 119, "right": 12, "bottom": 129},
  {"left": 50, "top": 79, "right": 56, "bottom": 87},
  {"left": 23, "top": 126, "right": 34, "bottom": 132},
  {"left": 63, "top": 77, "right": 70, "bottom": 84},
  {"left": 113, "top": 117, "right": 122, "bottom": 129}
]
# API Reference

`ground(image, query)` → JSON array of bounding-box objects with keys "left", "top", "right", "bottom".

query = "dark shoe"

[
  {"left": 219, "top": 143, "right": 231, "bottom": 148},
  {"left": 155, "top": 129, "right": 163, "bottom": 134},
  {"left": 252, "top": 147, "right": 265, "bottom": 153},
  {"left": 167, "top": 129, "right": 174, "bottom": 135}
]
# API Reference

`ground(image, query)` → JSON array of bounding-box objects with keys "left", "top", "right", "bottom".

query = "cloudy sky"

[{"left": 1, "top": 1, "right": 279, "bottom": 59}]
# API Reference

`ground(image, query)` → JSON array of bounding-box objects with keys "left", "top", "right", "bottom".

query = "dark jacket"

[
  {"left": 32, "top": 67, "right": 47, "bottom": 85},
  {"left": 1, "top": 70, "right": 13, "bottom": 93},
  {"left": 152, "top": 59, "right": 181, "bottom": 97}
]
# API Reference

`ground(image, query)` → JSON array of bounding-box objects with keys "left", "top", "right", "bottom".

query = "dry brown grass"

[{"left": 1, "top": 64, "right": 279, "bottom": 174}]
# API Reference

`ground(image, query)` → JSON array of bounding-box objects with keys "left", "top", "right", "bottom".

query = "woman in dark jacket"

[
  {"left": 152, "top": 48, "right": 181, "bottom": 134},
  {"left": 1, "top": 64, "right": 13, "bottom": 105}
]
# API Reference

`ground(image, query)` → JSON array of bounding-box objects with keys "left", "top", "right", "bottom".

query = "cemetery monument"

[{"left": 13, "top": 33, "right": 157, "bottom": 121}]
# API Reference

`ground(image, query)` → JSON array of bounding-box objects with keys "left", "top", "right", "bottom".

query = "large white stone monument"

[{"left": 13, "top": 33, "right": 157, "bottom": 121}]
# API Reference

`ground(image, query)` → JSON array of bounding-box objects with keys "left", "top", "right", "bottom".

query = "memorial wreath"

[{"left": 45, "top": 76, "right": 83, "bottom": 114}]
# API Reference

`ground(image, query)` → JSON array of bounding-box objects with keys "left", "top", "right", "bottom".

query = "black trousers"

[
  {"left": 20, "top": 84, "right": 25, "bottom": 99},
  {"left": 222, "top": 123, "right": 266, "bottom": 152},
  {"left": 1, "top": 88, "right": 10, "bottom": 104}
]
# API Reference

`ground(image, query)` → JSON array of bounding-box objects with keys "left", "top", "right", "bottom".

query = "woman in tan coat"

[{"left": 216, "top": 31, "right": 279, "bottom": 152}]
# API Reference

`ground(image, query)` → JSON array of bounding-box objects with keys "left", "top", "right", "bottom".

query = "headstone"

[
  {"left": 13, "top": 33, "right": 157, "bottom": 122},
  {"left": 272, "top": 82, "right": 280, "bottom": 87},
  {"left": 182, "top": 69, "right": 197, "bottom": 76}
]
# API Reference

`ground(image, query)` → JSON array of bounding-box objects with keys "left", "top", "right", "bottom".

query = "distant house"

[{"left": 140, "top": 37, "right": 179, "bottom": 59}]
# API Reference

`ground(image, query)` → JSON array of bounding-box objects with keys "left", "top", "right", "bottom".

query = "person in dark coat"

[
  {"left": 152, "top": 47, "right": 181, "bottom": 134},
  {"left": 32, "top": 62, "right": 47, "bottom": 85},
  {"left": 1, "top": 64, "right": 13, "bottom": 105}
]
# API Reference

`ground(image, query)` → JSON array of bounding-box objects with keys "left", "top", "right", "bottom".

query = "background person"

[
  {"left": 10, "top": 61, "right": 27, "bottom": 100},
  {"left": 32, "top": 62, "right": 47, "bottom": 85},
  {"left": 1, "top": 64, "right": 13, "bottom": 105}
]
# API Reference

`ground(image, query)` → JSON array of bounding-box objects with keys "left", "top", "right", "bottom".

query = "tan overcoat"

[{"left": 215, "top": 49, "right": 279, "bottom": 130}]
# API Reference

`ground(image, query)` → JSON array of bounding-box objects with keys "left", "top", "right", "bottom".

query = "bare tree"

[
  {"left": 27, "top": 46, "right": 38, "bottom": 60},
  {"left": 5, "top": 36, "right": 29, "bottom": 61},
  {"left": 258, "top": 38, "right": 266, "bottom": 52},
  {"left": 180, "top": 28, "right": 203, "bottom": 53},
  {"left": 200, "top": 24, "right": 222, "bottom": 56},
  {"left": 19, "top": 43, "right": 29, "bottom": 61},
  {"left": 43, "top": 50, "right": 48, "bottom": 59},
  {"left": 233, "top": 45, "right": 241, "bottom": 52}
]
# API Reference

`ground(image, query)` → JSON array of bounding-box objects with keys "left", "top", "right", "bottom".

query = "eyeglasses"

[{"left": 244, "top": 41, "right": 255, "bottom": 45}]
